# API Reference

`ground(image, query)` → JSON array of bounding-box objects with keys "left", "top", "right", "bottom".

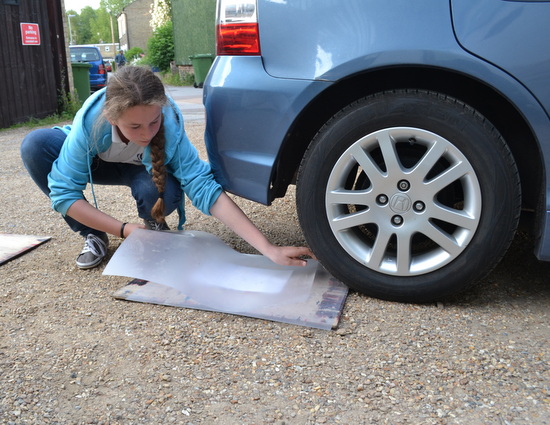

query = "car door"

[{"left": 451, "top": 0, "right": 550, "bottom": 116}]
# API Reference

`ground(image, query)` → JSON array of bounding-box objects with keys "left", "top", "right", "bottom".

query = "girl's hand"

[
  {"left": 263, "top": 245, "right": 316, "bottom": 267},
  {"left": 209, "top": 193, "right": 316, "bottom": 266},
  {"left": 122, "top": 222, "right": 146, "bottom": 237}
]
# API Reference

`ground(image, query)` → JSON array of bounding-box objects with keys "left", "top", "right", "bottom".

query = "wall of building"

[
  {"left": 118, "top": 0, "right": 153, "bottom": 52},
  {"left": 95, "top": 43, "right": 119, "bottom": 60}
]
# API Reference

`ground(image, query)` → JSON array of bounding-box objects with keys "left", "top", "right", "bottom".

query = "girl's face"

[{"left": 111, "top": 104, "right": 162, "bottom": 146}]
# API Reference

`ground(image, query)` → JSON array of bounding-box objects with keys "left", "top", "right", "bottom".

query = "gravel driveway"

[{"left": 1, "top": 122, "right": 548, "bottom": 425}]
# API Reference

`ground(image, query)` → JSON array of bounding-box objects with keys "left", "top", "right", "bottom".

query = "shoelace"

[
  {"left": 82, "top": 234, "right": 107, "bottom": 257},
  {"left": 145, "top": 220, "right": 169, "bottom": 231}
]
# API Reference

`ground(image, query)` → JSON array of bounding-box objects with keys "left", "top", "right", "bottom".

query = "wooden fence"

[{"left": 0, "top": 0, "right": 69, "bottom": 129}]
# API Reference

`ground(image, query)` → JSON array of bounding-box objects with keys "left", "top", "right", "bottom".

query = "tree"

[
  {"left": 67, "top": 0, "right": 142, "bottom": 49},
  {"left": 68, "top": 2, "right": 129, "bottom": 46},
  {"left": 75, "top": 7, "right": 96, "bottom": 44},
  {"left": 100, "top": 0, "right": 132, "bottom": 16},
  {"left": 126, "top": 47, "right": 144, "bottom": 62},
  {"left": 147, "top": 21, "right": 174, "bottom": 72},
  {"left": 90, "top": 8, "right": 113, "bottom": 44},
  {"left": 150, "top": 0, "right": 171, "bottom": 31}
]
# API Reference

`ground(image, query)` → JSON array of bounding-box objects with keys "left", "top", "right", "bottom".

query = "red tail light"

[
  {"left": 217, "top": 22, "right": 260, "bottom": 55},
  {"left": 217, "top": 0, "right": 259, "bottom": 56},
  {"left": 98, "top": 63, "right": 105, "bottom": 74}
]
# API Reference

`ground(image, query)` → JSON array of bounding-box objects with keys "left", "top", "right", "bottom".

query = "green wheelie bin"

[
  {"left": 189, "top": 54, "right": 214, "bottom": 88},
  {"left": 71, "top": 62, "right": 92, "bottom": 104}
]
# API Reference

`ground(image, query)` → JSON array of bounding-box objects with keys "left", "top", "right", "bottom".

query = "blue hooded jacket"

[{"left": 48, "top": 88, "right": 222, "bottom": 229}]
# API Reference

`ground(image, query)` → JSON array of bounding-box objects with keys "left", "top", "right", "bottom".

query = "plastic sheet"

[{"left": 104, "top": 229, "right": 318, "bottom": 313}]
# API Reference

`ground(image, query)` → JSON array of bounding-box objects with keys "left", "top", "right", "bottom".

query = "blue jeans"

[{"left": 20, "top": 128, "right": 182, "bottom": 237}]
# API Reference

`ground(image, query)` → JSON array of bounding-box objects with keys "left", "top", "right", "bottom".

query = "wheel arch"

[{"left": 272, "top": 65, "right": 543, "bottom": 226}]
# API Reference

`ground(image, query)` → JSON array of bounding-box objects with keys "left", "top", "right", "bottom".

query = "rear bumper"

[
  {"left": 90, "top": 75, "right": 107, "bottom": 90},
  {"left": 204, "top": 56, "right": 328, "bottom": 204}
]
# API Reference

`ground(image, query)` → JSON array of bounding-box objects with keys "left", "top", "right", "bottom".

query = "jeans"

[{"left": 20, "top": 128, "right": 182, "bottom": 238}]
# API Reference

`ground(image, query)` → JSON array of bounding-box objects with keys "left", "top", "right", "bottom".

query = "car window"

[{"left": 70, "top": 48, "right": 101, "bottom": 62}]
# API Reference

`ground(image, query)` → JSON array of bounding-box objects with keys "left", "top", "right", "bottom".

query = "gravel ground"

[{"left": 0, "top": 122, "right": 549, "bottom": 425}]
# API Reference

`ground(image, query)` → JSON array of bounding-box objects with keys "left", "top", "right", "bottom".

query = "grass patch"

[
  {"left": 2, "top": 89, "right": 82, "bottom": 131},
  {"left": 3, "top": 113, "right": 73, "bottom": 131},
  {"left": 160, "top": 70, "right": 195, "bottom": 86}
]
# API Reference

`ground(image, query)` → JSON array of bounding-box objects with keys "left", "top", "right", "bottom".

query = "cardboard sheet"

[
  {"left": 105, "top": 230, "right": 348, "bottom": 329},
  {"left": 0, "top": 234, "right": 51, "bottom": 266}
]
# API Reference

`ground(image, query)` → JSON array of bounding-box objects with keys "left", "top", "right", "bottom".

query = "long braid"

[{"left": 150, "top": 121, "right": 167, "bottom": 223}]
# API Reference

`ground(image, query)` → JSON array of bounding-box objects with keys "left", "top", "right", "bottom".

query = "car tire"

[{"left": 296, "top": 90, "right": 521, "bottom": 302}]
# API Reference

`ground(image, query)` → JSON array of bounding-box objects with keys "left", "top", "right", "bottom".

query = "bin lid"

[{"left": 71, "top": 62, "right": 92, "bottom": 69}]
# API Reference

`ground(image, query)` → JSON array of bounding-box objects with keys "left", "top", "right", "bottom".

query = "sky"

[{"left": 64, "top": 0, "right": 101, "bottom": 13}]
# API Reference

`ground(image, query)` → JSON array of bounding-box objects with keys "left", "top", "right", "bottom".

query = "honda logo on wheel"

[{"left": 390, "top": 194, "right": 412, "bottom": 213}]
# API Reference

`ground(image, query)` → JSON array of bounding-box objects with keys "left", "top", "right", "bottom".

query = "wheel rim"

[{"left": 326, "top": 127, "right": 482, "bottom": 276}]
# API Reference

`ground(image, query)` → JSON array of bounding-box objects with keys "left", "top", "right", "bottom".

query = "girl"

[{"left": 21, "top": 66, "right": 313, "bottom": 270}]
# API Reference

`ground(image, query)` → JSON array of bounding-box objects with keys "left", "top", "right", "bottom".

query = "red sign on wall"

[{"left": 21, "top": 23, "right": 41, "bottom": 46}]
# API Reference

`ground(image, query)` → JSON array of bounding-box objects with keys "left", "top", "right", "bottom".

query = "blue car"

[
  {"left": 204, "top": 0, "right": 550, "bottom": 302},
  {"left": 69, "top": 45, "right": 107, "bottom": 92}
]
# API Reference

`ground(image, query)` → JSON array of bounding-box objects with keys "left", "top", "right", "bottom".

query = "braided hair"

[{"left": 103, "top": 66, "right": 168, "bottom": 223}]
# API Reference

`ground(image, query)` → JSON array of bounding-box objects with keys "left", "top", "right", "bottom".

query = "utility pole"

[
  {"left": 107, "top": 9, "right": 116, "bottom": 60},
  {"left": 108, "top": 10, "right": 115, "bottom": 45}
]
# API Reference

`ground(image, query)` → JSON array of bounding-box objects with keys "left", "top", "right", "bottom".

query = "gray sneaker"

[
  {"left": 76, "top": 233, "right": 109, "bottom": 269},
  {"left": 143, "top": 219, "right": 170, "bottom": 231}
]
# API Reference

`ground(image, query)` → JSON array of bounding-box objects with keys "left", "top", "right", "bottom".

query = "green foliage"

[
  {"left": 69, "top": 2, "right": 129, "bottom": 46},
  {"left": 160, "top": 70, "right": 194, "bottom": 87},
  {"left": 76, "top": 7, "right": 96, "bottom": 44},
  {"left": 147, "top": 22, "right": 174, "bottom": 72},
  {"left": 100, "top": 0, "right": 132, "bottom": 16},
  {"left": 132, "top": 56, "right": 150, "bottom": 67},
  {"left": 150, "top": 0, "right": 172, "bottom": 30},
  {"left": 5, "top": 93, "right": 79, "bottom": 130},
  {"left": 90, "top": 8, "right": 116, "bottom": 44},
  {"left": 4, "top": 115, "right": 68, "bottom": 131},
  {"left": 70, "top": 6, "right": 116, "bottom": 45},
  {"left": 126, "top": 47, "right": 144, "bottom": 62},
  {"left": 58, "top": 88, "right": 81, "bottom": 117}
]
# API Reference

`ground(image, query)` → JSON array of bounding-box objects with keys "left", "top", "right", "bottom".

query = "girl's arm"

[
  {"left": 210, "top": 192, "right": 314, "bottom": 267},
  {"left": 67, "top": 199, "right": 145, "bottom": 238}
]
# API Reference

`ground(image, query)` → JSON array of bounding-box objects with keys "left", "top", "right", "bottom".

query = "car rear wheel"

[{"left": 296, "top": 90, "right": 521, "bottom": 302}]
